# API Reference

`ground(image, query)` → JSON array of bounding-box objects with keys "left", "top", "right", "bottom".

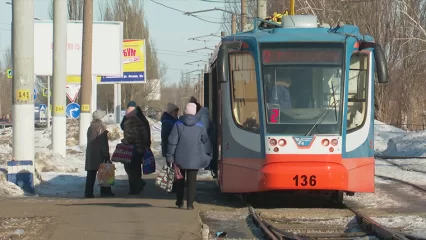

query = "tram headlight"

[
  {"left": 331, "top": 139, "right": 338, "bottom": 146},
  {"left": 269, "top": 139, "right": 277, "bottom": 146},
  {"left": 321, "top": 139, "right": 330, "bottom": 146},
  {"left": 278, "top": 139, "right": 286, "bottom": 146}
]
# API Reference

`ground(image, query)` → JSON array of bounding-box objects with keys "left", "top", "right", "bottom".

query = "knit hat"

[
  {"left": 166, "top": 103, "right": 179, "bottom": 113},
  {"left": 185, "top": 103, "right": 197, "bottom": 115},
  {"left": 92, "top": 110, "right": 106, "bottom": 120},
  {"left": 127, "top": 101, "right": 137, "bottom": 108}
]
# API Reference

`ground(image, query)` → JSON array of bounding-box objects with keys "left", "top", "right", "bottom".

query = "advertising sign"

[
  {"left": 34, "top": 21, "right": 123, "bottom": 77},
  {"left": 100, "top": 39, "right": 147, "bottom": 84}
]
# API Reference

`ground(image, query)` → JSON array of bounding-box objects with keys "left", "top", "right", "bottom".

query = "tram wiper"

[
  {"left": 305, "top": 107, "right": 329, "bottom": 136},
  {"left": 305, "top": 82, "right": 339, "bottom": 136}
]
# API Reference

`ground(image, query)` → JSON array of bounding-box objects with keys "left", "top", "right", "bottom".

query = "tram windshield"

[{"left": 260, "top": 42, "right": 344, "bottom": 135}]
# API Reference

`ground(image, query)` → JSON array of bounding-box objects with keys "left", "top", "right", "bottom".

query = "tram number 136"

[{"left": 293, "top": 175, "right": 317, "bottom": 187}]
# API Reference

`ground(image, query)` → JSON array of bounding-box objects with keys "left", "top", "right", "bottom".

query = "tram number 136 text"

[{"left": 293, "top": 175, "right": 317, "bottom": 187}]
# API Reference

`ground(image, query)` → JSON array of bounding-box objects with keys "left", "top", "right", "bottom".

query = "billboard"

[
  {"left": 100, "top": 39, "right": 146, "bottom": 84},
  {"left": 34, "top": 21, "right": 123, "bottom": 77}
]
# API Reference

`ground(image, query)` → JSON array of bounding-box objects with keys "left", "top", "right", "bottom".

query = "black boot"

[
  {"left": 176, "top": 200, "right": 183, "bottom": 209},
  {"left": 100, "top": 187, "right": 115, "bottom": 197}
]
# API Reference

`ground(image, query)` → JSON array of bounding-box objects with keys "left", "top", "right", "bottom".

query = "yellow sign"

[
  {"left": 81, "top": 104, "right": 90, "bottom": 112},
  {"left": 66, "top": 76, "right": 102, "bottom": 85},
  {"left": 123, "top": 39, "right": 145, "bottom": 72},
  {"left": 100, "top": 39, "right": 146, "bottom": 83},
  {"left": 6, "top": 68, "right": 12, "bottom": 79},
  {"left": 16, "top": 90, "right": 30, "bottom": 102},
  {"left": 54, "top": 105, "right": 64, "bottom": 113},
  {"left": 42, "top": 88, "right": 51, "bottom": 97}
]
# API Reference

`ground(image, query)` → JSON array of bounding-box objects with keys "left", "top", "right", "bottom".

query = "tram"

[{"left": 203, "top": 12, "right": 388, "bottom": 203}]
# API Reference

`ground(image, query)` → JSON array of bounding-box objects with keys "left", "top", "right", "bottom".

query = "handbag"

[
  {"left": 142, "top": 148, "right": 156, "bottom": 175},
  {"left": 97, "top": 161, "right": 116, "bottom": 187},
  {"left": 155, "top": 165, "right": 175, "bottom": 192},
  {"left": 111, "top": 143, "right": 134, "bottom": 164}
]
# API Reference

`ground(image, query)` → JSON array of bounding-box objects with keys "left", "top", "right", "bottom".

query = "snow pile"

[
  {"left": 0, "top": 170, "right": 25, "bottom": 196},
  {"left": 374, "top": 120, "right": 426, "bottom": 157}
]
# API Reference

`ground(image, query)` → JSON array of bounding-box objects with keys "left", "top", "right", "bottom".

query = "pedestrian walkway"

[{"left": 0, "top": 175, "right": 203, "bottom": 240}]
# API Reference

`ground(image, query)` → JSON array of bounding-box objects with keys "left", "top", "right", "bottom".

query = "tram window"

[
  {"left": 229, "top": 53, "right": 260, "bottom": 133},
  {"left": 347, "top": 53, "right": 369, "bottom": 132}
]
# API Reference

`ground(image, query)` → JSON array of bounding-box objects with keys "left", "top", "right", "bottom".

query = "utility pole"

[
  {"left": 79, "top": 0, "right": 94, "bottom": 146},
  {"left": 257, "top": 0, "right": 267, "bottom": 19},
  {"left": 52, "top": 0, "right": 67, "bottom": 156},
  {"left": 290, "top": 0, "right": 295, "bottom": 15},
  {"left": 12, "top": 0, "right": 35, "bottom": 191},
  {"left": 232, "top": 14, "right": 237, "bottom": 34},
  {"left": 241, "top": 0, "right": 247, "bottom": 31}
]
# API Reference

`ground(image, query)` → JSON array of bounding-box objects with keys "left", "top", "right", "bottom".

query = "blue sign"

[
  {"left": 66, "top": 103, "right": 80, "bottom": 119},
  {"left": 39, "top": 104, "right": 47, "bottom": 112},
  {"left": 100, "top": 72, "right": 145, "bottom": 83},
  {"left": 33, "top": 89, "right": 36, "bottom": 100},
  {"left": 293, "top": 136, "right": 314, "bottom": 147}
]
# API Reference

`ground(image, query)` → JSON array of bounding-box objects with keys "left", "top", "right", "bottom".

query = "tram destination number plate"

[{"left": 293, "top": 175, "right": 317, "bottom": 187}]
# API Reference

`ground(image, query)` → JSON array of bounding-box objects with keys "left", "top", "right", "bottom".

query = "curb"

[{"left": 197, "top": 210, "right": 210, "bottom": 240}]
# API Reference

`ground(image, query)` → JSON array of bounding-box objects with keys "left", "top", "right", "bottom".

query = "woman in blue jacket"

[{"left": 166, "top": 103, "right": 212, "bottom": 210}]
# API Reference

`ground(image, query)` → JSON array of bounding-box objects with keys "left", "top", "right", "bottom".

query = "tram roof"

[{"left": 209, "top": 15, "right": 374, "bottom": 66}]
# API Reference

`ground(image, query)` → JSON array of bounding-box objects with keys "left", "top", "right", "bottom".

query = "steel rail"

[
  {"left": 375, "top": 175, "right": 426, "bottom": 193},
  {"left": 248, "top": 204, "right": 425, "bottom": 240}
]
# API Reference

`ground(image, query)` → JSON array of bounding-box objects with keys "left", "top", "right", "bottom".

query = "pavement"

[{"left": 0, "top": 175, "right": 203, "bottom": 240}]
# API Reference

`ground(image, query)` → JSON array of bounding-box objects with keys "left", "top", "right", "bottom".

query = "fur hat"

[
  {"left": 127, "top": 101, "right": 137, "bottom": 108},
  {"left": 92, "top": 110, "right": 106, "bottom": 120},
  {"left": 185, "top": 103, "right": 197, "bottom": 115},
  {"left": 166, "top": 103, "right": 179, "bottom": 113}
]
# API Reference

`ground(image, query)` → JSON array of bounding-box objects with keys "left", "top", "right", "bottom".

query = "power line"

[
  {"left": 150, "top": 0, "right": 226, "bottom": 24},
  {"left": 156, "top": 48, "right": 210, "bottom": 56}
]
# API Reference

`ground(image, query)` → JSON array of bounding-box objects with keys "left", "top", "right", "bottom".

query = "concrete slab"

[{"left": 0, "top": 175, "right": 203, "bottom": 240}]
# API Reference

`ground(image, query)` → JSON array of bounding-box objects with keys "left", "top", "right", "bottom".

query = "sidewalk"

[{"left": 0, "top": 175, "right": 203, "bottom": 240}]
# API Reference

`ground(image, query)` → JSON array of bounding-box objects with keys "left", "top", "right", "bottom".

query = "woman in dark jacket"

[
  {"left": 122, "top": 110, "right": 150, "bottom": 194},
  {"left": 166, "top": 103, "right": 212, "bottom": 210},
  {"left": 161, "top": 103, "right": 179, "bottom": 193},
  {"left": 85, "top": 110, "right": 114, "bottom": 198},
  {"left": 120, "top": 101, "right": 151, "bottom": 148},
  {"left": 161, "top": 103, "right": 179, "bottom": 157}
]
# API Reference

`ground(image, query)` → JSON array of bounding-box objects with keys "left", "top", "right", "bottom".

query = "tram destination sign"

[{"left": 262, "top": 48, "right": 342, "bottom": 65}]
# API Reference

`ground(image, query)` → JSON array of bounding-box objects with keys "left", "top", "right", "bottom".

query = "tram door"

[{"left": 205, "top": 64, "right": 221, "bottom": 182}]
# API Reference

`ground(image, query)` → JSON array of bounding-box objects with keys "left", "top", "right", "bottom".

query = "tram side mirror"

[
  {"left": 218, "top": 41, "right": 242, "bottom": 83},
  {"left": 360, "top": 42, "right": 389, "bottom": 84}
]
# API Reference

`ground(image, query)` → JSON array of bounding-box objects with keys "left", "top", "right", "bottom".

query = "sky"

[{"left": 0, "top": 0, "right": 228, "bottom": 85}]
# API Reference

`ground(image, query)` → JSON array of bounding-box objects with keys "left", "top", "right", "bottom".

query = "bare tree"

[
  {"left": 98, "top": 0, "right": 166, "bottom": 111},
  {"left": 0, "top": 49, "right": 13, "bottom": 117},
  {"left": 48, "top": 0, "right": 84, "bottom": 20}
]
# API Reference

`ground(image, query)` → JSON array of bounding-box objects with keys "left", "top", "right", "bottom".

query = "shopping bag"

[
  {"left": 97, "top": 162, "right": 116, "bottom": 187},
  {"left": 142, "top": 148, "right": 156, "bottom": 175},
  {"left": 155, "top": 165, "right": 175, "bottom": 192},
  {"left": 174, "top": 164, "right": 183, "bottom": 180},
  {"left": 111, "top": 143, "right": 134, "bottom": 164}
]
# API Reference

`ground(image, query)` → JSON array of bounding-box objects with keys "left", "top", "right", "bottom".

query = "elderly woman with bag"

[
  {"left": 84, "top": 110, "right": 114, "bottom": 198},
  {"left": 166, "top": 103, "right": 212, "bottom": 210},
  {"left": 122, "top": 108, "right": 150, "bottom": 195}
]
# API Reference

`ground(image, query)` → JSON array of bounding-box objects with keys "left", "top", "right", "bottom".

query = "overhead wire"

[{"left": 150, "top": 0, "right": 227, "bottom": 24}]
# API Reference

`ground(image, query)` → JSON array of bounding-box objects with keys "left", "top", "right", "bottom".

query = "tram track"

[
  {"left": 375, "top": 157, "right": 426, "bottom": 175},
  {"left": 248, "top": 203, "right": 426, "bottom": 240},
  {"left": 375, "top": 175, "right": 426, "bottom": 193}
]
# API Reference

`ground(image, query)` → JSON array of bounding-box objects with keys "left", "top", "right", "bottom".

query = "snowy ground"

[{"left": 0, "top": 113, "right": 211, "bottom": 198}]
